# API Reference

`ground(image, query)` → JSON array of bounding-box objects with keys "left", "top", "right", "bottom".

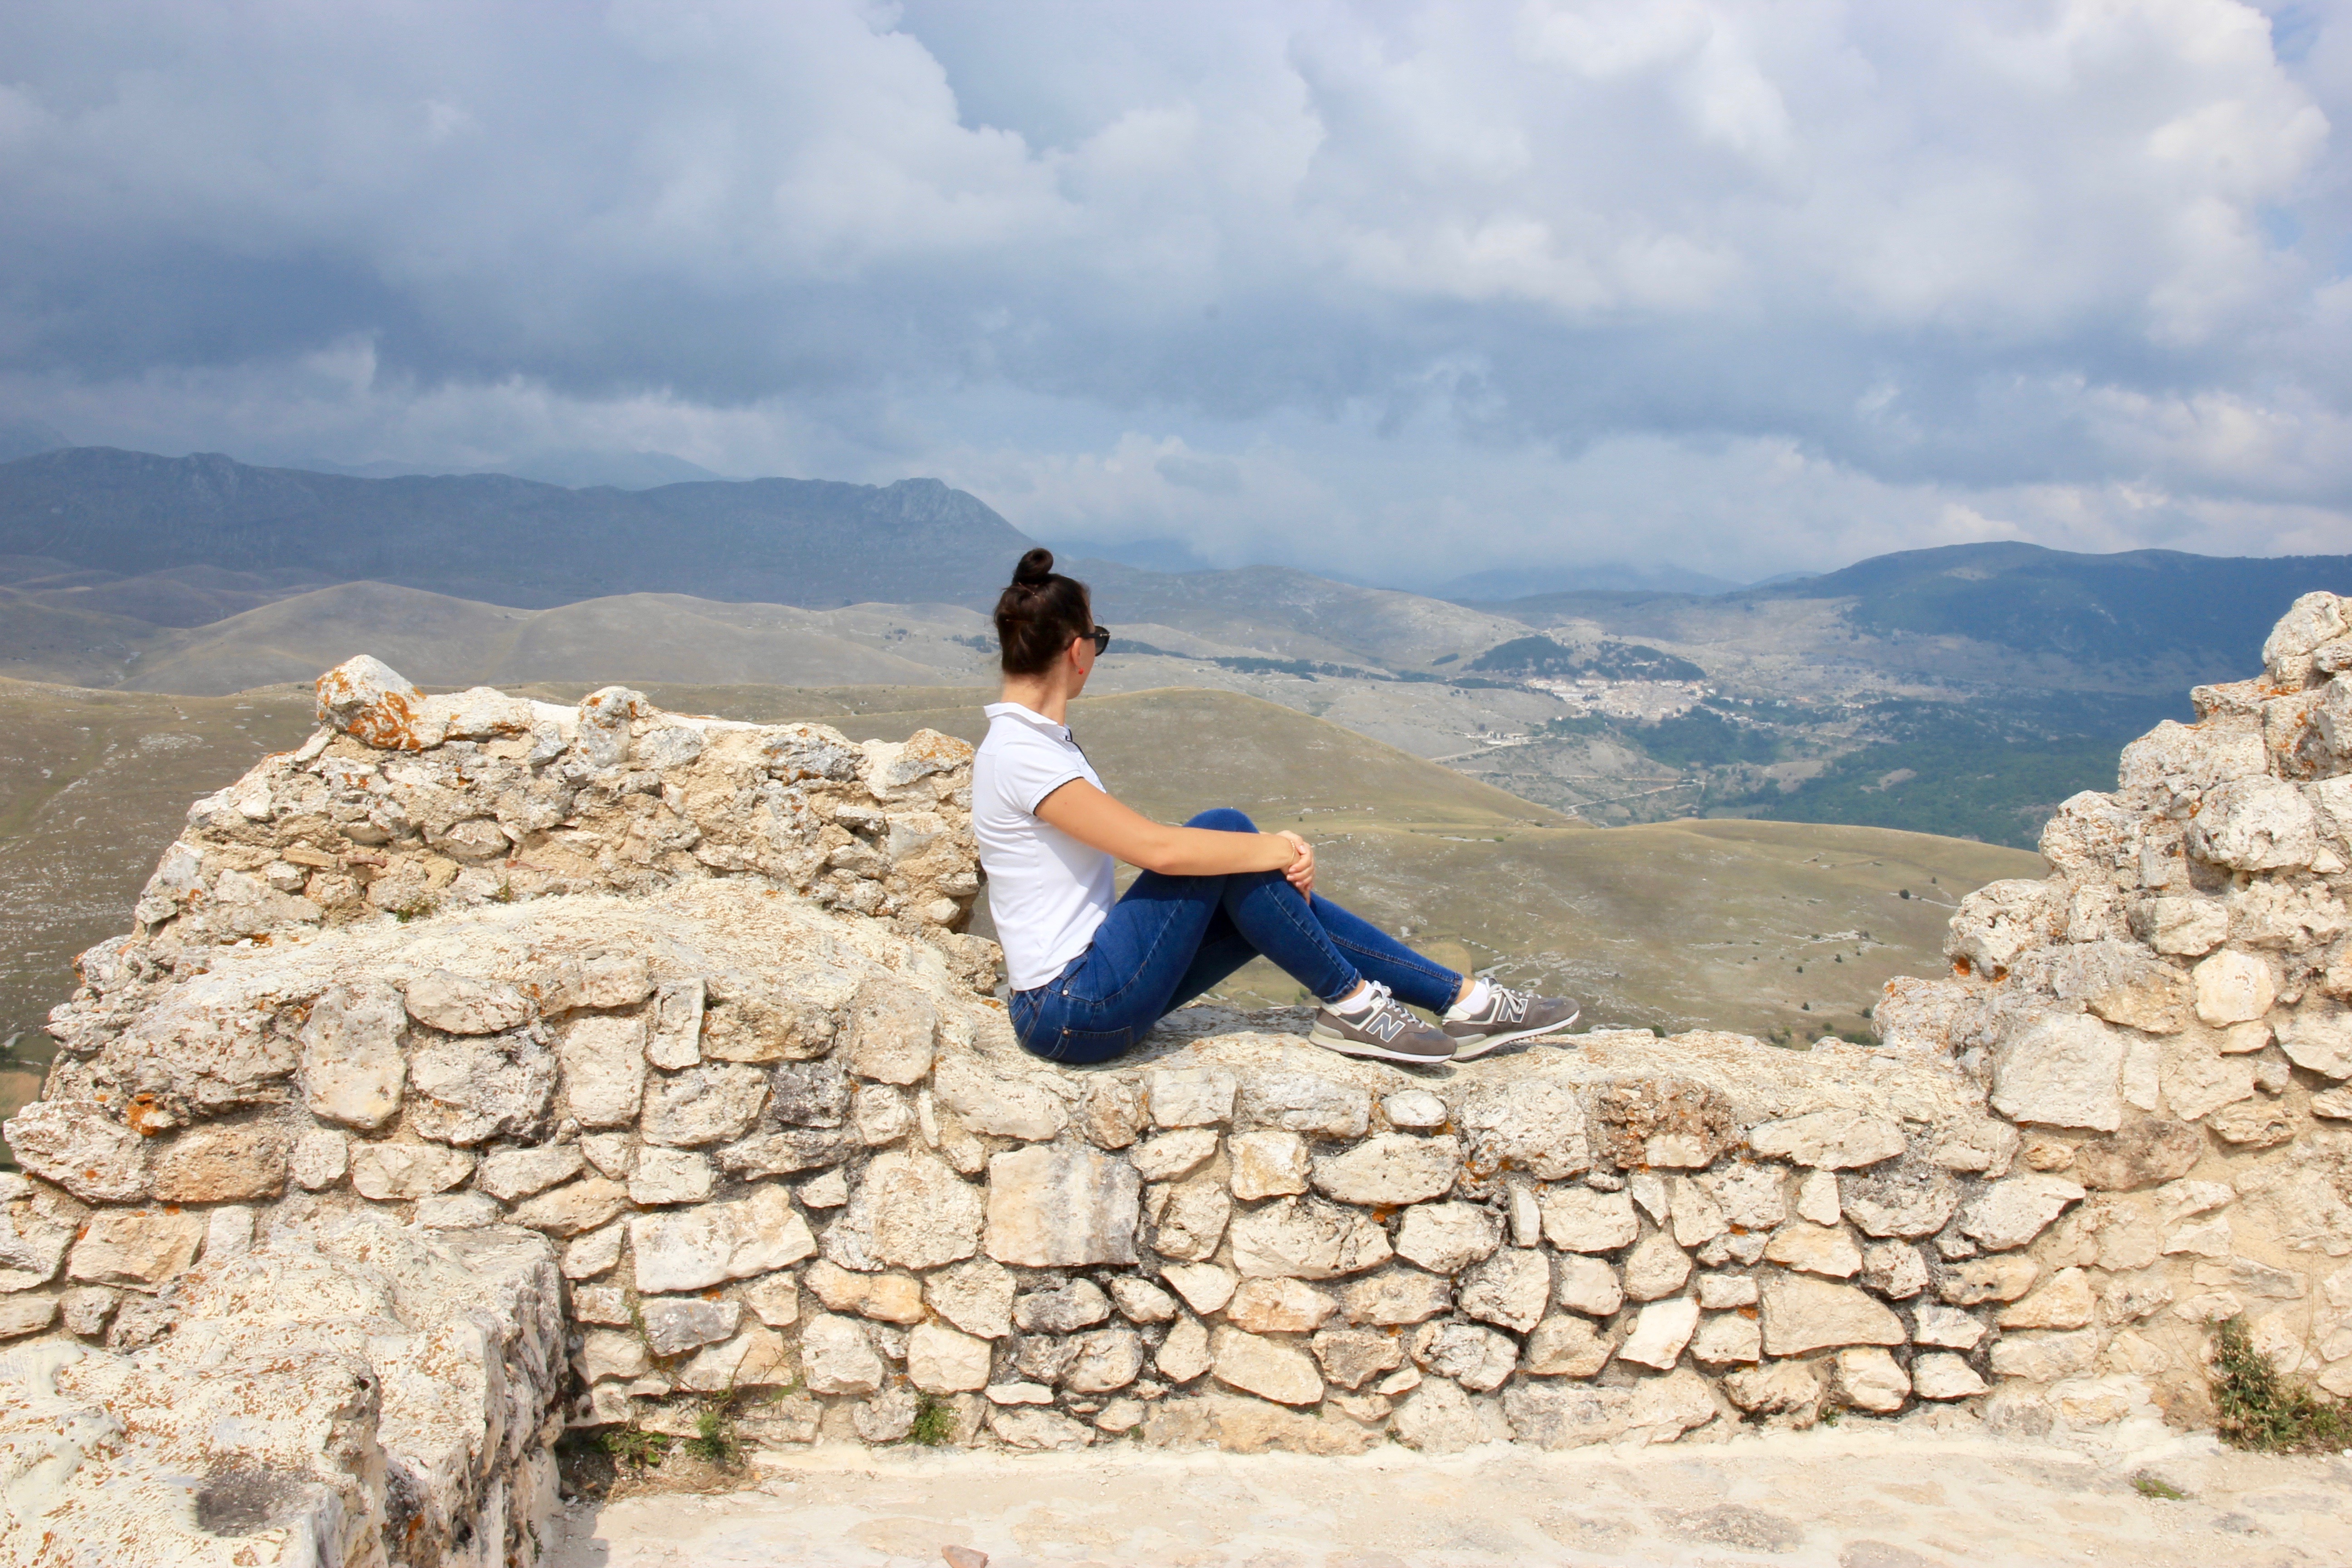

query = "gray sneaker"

[
  {"left": 1443, "top": 984, "right": 1581, "bottom": 1059},
  {"left": 1309, "top": 983, "right": 1457, "bottom": 1065}
]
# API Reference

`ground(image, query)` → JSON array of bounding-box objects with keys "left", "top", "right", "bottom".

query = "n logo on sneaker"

[{"left": 1367, "top": 1011, "right": 1406, "bottom": 1042}]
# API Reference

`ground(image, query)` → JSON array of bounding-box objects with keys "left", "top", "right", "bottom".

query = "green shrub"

[
  {"left": 908, "top": 1396, "right": 955, "bottom": 1447},
  {"left": 2212, "top": 1317, "right": 2352, "bottom": 1454},
  {"left": 598, "top": 1426, "right": 672, "bottom": 1470}
]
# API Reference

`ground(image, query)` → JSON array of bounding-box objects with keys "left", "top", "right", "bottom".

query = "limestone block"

[
  {"left": 985, "top": 1145, "right": 1140, "bottom": 1268},
  {"left": 5, "top": 1100, "right": 152, "bottom": 1204},
  {"left": 297, "top": 981, "right": 408, "bottom": 1131},
  {"left": 1455, "top": 1078, "right": 1590, "bottom": 1179},
  {"left": 563, "top": 1221, "right": 625, "bottom": 1280},
  {"left": 640, "top": 1062, "right": 770, "bottom": 1147},
  {"left": 1229, "top": 1197, "right": 1392, "bottom": 1280},
  {"left": 1668, "top": 1176, "right": 1729, "bottom": 1247},
  {"left": 630, "top": 1185, "right": 815, "bottom": 1293},
  {"left": 289, "top": 1129, "right": 347, "bottom": 1191},
  {"left": 1540, "top": 1186, "right": 1639, "bottom": 1253},
  {"left": 349, "top": 1140, "right": 475, "bottom": 1200},
  {"left": 57, "top": 1286, "right": 117, "bottom": 1338},
  {"left": 1227, "top": 1130, "right": 1310, "bottom": 1200},
  {"left": 1695, "top": 1161, "right": 1786, "bottom": 1231},
  {"left": 1795, "top": 1170, "right": 1841, "bottom": 1225},
  {"left": 1014, "top": 1278, "right": 1112, "bottom": 1333},
  {"left": 1064, "top": 1328, "right": 1145, "bottom": 1394},
  {"left": 927, "top": 1256, "right": 1016, "bottom": 1339},
  {"left": 506, "top": 1176, "right": 628, "bottom": 1235},
  {"left": 1725, "top": 1359, "right": 1828, "bottom": 1421},
  {"left": 559, "top": 1014, "right": 648, "bottom": 1128},
  {"left": 1458, "top": 1249, "right": 1549, "bottom": 1333},
  {"left": 1107, "top": 1276, "right": 1177, "bottom": 1323},
  {"left": 1393, "top": 1201, "right": 1502, "bottom": 1274},
  {"left": 1988, "top": 1330, "right": 2097, "bottom": 1382},
  {"left": 1998, "top": 1266, "right": 2095, "bottom": 1331},
  {"left": 2278, "top": 1005, "right": 2352, "bottom": 1080},
  {"left": 825, "top": 1148, "right": 983, "bottom": 1272},
  {"left": 1413, "top": 1322, "right": 1517, "bottom": 1392},
  {"left": 1759, "top": 1274, "right": 1905, "bottom": 1356},
  {"left": 2207, "top": 1100, "right": 2294, "bottom": 1147},
  {"left": 1861, "top": 1241, "right": 1929, "bottom": 1299},
  {"left": 2136, "top": 896, "right": 2231, "bottom": 957},
  {"left": 766, "top": 1060, "right": 849, "bottom": 1127},
  {"left": 805, "top": 1260, "right": 927, "bottom": 1323},
  {"left": 1619, "top": 1297, "right": 1701, "bottom": 1370},
  {"left": 989, "top": 1406, "right": 1095, "bottom": 1449},
  {"left": 578, "top": 1328, "right": 650, "bottom": 1384},
  {"left": 1838, "top": 1163, "right": 1960, "bottom": 1238},
  {"left": 1226, "top": 1277, "right": 1338, "bottom": 1334},
  {"left": 1397, "top": 1376, "right": 1511, "bottom": 1453},
  {"left": 801, "top": 1313, "right": 886, "bottom": 1396},
  {"left": 1508, "top": 1183, "right": 1541, "bottom": 1246},
  {"left": 402, "top": 970, "right": 532, "bottom": 1035},
  {"left": 841, "top": 983, "right": 937, "bottom": 1085},
  {"left": 2160, "top": 1035, "right": 2257, "bottom": 1121},
  {"left": 719, "top": 1127, "right": 858, "bottom": 1179},
  {"left": 1835, "top": 1347, "right": 1911, "bottom": 1412},
  {"left": 316, "top": 653, "right": 438, "bottom": 746},
  {"left": 1160, "top": 1261, "right": 1239, "bottom": 1316},
  {"left": 1241, "top": 1071, "right": 1372, "bottom": 1139},
  {"left": 1313, "top": 1326, "right": 1404, "bottom": 1389},
  {"left": 1623, "top": 1232, "right": 1691, "bottom": 1301},
  {"left": 1076, "top": 1078, "right": 1148, "bottom": 1151},
  {"left": 1938, "top": 1255, "right": 2039, "bottom": 1305},
  {"left": 570, "top": 1284, "right": 631, "bottom": 1326},
  {"left": 476, "top": 1143, "right": 586, "bottom": 1202},
  {"left": 1383, "top": 1089, "right": 1447, "bottom": 1129},
  {"left": 1749, "top": 1108, "right": 1906, "bottom": 1170},
  {"left": 2071, "top": 1119, "right": 2204, "bottom": 1191},
  {"left": 1524, "top": 1314, "right": 1615, "bottom": 1377},
  {"left": 580, "top": 1133, "right": 632, "bottom": 1180},
  {"left": 407, "top": 1030, "right": 558, "bottom": 1146},
  {"left": 985, "top": 1381, "right": 1054, "bottom": 1405},
  {"left": 1309, "top": 1134, "right": 1459, "bottom": 1205},
  {"left": 641, "top": 1296, "right": 742, "bottom": 1357},
  {"left": 1946, "top": 879, "right": 2063, "bottom": 974},
  {"left": 1149, "top": 1067, "right": 1238, "bottom": 1128},
  {"left": 908, "top": 1321, "right": 993, "bottom": 1392},
  {"left": 2190, "top": 778, "right": 2318, "bottom": 872},
  {"left": 1991, "top": 1014, "right": 2126, "bottom": 1131},
  {"left": 1909, "top": 1352, "right": 1987, "bottom": 1400},
  {"left": 627, "top": 1147, "right": 716, "bottom": 1206},
  {"left": 796, "top": 1168, "right": 848, "bottom": 1207},
  {"left": 1690, "top": 1311, "right": 1762, "bottom": 1367},
  {"left": 732, "top": 1272, "right": 796, "bottom": 1330},
  {"left": 415, "top": 1191, "right": 501, "bottom": 1228},
  {"left": 1695, "top": 1272, "right": 1756, "bottom": 1311},
  {"left": 2193, "top": 951, "right": 2278, "bottom": 1028},
  {"left": 1958, "top": 1174, "right": 2084, "bottom": 1251},
  {"left": 1131, "top": 1128, "right": 1220, "bottom": 1182},
  {"left": 1326, "top": 1268, "right": 1445, "bottom": 1328},
  {"left": 68, "top": 1209, "right": 206, "bottom": 1289},
  {"left": 1147, "top": 1174, "right": 1232, "bottom": 1262},
  {"left": 149, "top": 1119, "right": 289, "bottom": 1202},
  {"left": 0, "top": 1190, "right": 80, "bottom": 1293},
  {"left": 935, "top": 1058, "right": 1067, "bottom": 1142},
  {"left": 1591, "top": 1077, "right": 1735, "bottom": 1169},
  {"left": 1913, "top": 1303, "right": 1987, "bottom": 1349},
  {"left": 1156, "top": 1315, "right": 1213, "bottom": 1382},
  {"left": 1764, "top": 1222, "right": 1862, "bottom": 1279}
]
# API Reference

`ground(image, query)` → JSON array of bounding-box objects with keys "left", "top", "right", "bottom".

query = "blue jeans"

[{"left": 1007, "top": 808, "right": 1464, "bottom": 1064}]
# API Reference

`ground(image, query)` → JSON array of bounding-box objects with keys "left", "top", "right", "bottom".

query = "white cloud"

[{"left": 0, "top": 0, "right": 2343, "bottom": 580}]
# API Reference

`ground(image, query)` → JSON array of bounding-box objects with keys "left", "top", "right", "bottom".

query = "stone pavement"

[{"left": 548, "top": 1422, "right": 2352, "bottom": 1568}]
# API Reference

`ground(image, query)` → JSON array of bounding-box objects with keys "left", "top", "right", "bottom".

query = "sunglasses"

[{"left": 1087, "top": 626, "right": 1112, "bottom": 656}]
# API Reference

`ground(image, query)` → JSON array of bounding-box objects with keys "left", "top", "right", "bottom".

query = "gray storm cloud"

[{"left": 0, "top": 0, "right": 2345, "bottom": 582}]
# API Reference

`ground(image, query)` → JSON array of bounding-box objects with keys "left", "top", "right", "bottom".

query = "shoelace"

[{"left": 1486, "top": 986, "right": 1529, "bottom": 1023}]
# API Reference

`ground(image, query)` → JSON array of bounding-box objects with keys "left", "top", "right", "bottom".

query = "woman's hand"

[{"left": 1273, "top": 830, "right": 1314, "bottom": 895}]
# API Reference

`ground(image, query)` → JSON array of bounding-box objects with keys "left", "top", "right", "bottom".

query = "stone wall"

[{"left": 6, "top": 608, "right": 2352, "bottom": 1559}]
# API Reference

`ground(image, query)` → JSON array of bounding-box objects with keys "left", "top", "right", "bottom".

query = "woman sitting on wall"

[{"left": 973, "top": 548, "right": 1581, "bottom": 1066}]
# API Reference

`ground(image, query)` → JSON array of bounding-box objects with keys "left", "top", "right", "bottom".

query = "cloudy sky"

[{"left": 2, "top": 1, "right": 2347, "bottom": 587}]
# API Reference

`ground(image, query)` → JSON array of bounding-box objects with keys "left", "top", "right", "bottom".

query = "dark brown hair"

[{"left": 994, "top": 548, "right": 1093, "bottom": 677}]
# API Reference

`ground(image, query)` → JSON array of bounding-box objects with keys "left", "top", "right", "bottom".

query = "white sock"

[
  {"left": 1446, "top": 977, "right": 1492, "bottom": 1019},
  {"left": 1329, "top": 981, "right": 1378, "bottom": 1016}
]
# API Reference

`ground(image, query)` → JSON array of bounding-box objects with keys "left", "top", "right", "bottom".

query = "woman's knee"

[{"left": 1186, "top": 806, "right": 1257, "bottom": 833}]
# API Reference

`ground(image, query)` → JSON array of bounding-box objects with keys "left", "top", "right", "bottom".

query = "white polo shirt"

[{"left": 972, "top": 702, "right": 1117, "bottom": 991}]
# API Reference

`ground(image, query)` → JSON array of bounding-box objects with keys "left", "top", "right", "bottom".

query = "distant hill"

[
  {"left": 0, "top": 447, "right": 1035, "bottom": 610},
  {"left": 1476, "top": 541, "right": 2352, "bottom": 683}
]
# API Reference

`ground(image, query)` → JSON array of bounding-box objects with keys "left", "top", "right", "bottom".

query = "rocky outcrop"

[{"left": 7, "top": 612, "right": 2352, "bottom": 1558}]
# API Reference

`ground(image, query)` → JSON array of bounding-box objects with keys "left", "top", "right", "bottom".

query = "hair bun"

[{"left": 1012, "top": 547, "right": 1055, "bottom": 586}]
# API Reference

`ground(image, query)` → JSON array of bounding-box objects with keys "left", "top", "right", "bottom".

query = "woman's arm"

[{"left": 1036, "top": 779, "right": 1313, "bottom": 888}]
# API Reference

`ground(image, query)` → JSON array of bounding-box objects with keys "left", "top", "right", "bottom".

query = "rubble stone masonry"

[{"left": 6, "top": 595, "right": 2352, "bottom": 1561}]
